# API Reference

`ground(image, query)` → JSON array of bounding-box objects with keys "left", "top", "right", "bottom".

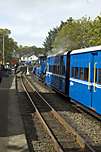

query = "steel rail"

[{"left": 21, "top": 76, "right": 64, "bottom": 152}]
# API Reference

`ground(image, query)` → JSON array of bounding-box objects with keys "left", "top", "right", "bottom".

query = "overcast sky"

[{"left": 0, "top": 0, "right": 101, "bottom": 47}]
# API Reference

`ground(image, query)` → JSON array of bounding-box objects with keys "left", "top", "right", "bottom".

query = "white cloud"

[{"left": 0, "top": 0, "right": 101, "bottom": 47}]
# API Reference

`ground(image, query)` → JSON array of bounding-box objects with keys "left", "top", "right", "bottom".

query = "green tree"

[
  {"left": 44, "top": 15, "right": 101, "bottom": 54},
  {"left": 17, "top": 45, "right": 45, "bottom": 57},
  {"left": 43, "top": 28, "right": 58, "bottom": 55},
  {"left": 52, "top": 16, "right": 101, "bottom": 52},
  {"left": 0, "top": 28, "right": 18, "bottom": 63},
  {"left": 88, "top": 16, "right": 101, "bottom": 46}
]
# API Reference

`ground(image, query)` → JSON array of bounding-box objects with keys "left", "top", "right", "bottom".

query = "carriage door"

[{"left": 92, "top": 51, "right": 101, "bottom": 115}]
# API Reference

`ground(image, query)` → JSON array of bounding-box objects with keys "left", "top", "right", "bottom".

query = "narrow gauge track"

[
  {"left": 21, "top": 74, "right": 96, "bottom": 152},
  {"left": 29, "top": 74, "right": 101, "bottom": 151}
]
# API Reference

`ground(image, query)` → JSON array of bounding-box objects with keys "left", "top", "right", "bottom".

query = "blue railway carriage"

[
  {"left": 69, "top": 45, "right": 101, "bottom": 115},
  {"left": 45, "top": 53, "right": 67, "bottom": 93},
  {"left": 45, "top": 45, "right": 101, "bottom": 115},
  {"left": 35, "top": 56, "right": 47, "bottom": 79}
]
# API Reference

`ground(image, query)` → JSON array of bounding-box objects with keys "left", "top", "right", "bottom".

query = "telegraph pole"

[{"left": 2, "top": 34, "right": 5, "bottom": 65}]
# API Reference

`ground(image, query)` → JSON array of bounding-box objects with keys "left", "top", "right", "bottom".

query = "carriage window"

[
  {"left": 97, "top": 69, "right": 101, "bottom": 84},
  {"left": 59, "top": 65, "right": 62, "bottom": 75},
  {"left": 62, "top": 65, "right": 65, "bottom": 75},
  {"left": 56, "top": 65, "right": 57, "bottom": 74},
  {"left": 50, "top": 65, "right": 52, "bottom": 72},
  {"left": 84, "top": 68, "right": 88, "bottom": 81},
  {"left": 54, "top": 65, "right": 55, "bottom": 73},
  {"left": 50, "top": 65, "right": 53, "bottom": 73},
  {"left": 75, "top": 67, "right": 79, "bottom": 79},
  {"left": 59, "top": 65, "right": 61, "bottom": 75},
  {"left": 57, "top": 65, "right": 58, "bottom": 74},
  {"left": 80, "top": 68, "right": 84, "bottom": 80},
  {"left": 54, "top": 66, "right": 55, "bottom": 73},
  {"left": 49, "top": 65, "right": 51, "bottom": 72},
  {"left": 71, "top": 67, "right": 79, "bottom": 79},
  {"left": 57, "top": 65, "right": 59, "bottom": 74},
  {"left": 71, "top": 67, "right": 75, "bottom": 77}
]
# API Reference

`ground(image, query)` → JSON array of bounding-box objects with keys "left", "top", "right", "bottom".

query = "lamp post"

[{"left": 0, "top": 29, "right": 10, "bottom": 65}]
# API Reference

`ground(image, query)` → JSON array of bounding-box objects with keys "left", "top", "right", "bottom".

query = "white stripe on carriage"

[
  {"left": 46, "top": 74, "right": 101, "bottom": 88},
  {"left": 70, "top": 78, "right": 92, "bottom": 86},
  {"left": 70, "top": 78, "right": 101, "bottom": 88},
  {"left": 46, "top": 72, "right": 66, "bottom": 79},
  {"left": 92, "top": 83, "right": 101, "bottom": 89}
]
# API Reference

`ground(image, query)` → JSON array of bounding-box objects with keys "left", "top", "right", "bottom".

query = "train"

[
  {"left": 33, "top": 55, "right": 47, "bottom": 80},
  {"left": 33, "top": 45, "right": 101, "bottom": 115}
]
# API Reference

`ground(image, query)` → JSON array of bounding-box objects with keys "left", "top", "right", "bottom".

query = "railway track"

[
  {"left": 28, "top": 74, "right": 101, "bottom": 151},
  {"left": 21, "top": 74, "right": 96, "bottom": 152}
]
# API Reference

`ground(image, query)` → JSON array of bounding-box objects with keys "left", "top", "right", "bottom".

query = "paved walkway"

[{"left": 0, "top": 76, "right": 28, "bottom": 152}]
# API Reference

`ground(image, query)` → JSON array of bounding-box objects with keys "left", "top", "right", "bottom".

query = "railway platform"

[{"left": 0, "top": 75, "right": 28, "bottom": 152}]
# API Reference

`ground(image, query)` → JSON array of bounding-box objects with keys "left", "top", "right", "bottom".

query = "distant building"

[{"left": 20, "top": 54, "right": 38, "bottom": 63}]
